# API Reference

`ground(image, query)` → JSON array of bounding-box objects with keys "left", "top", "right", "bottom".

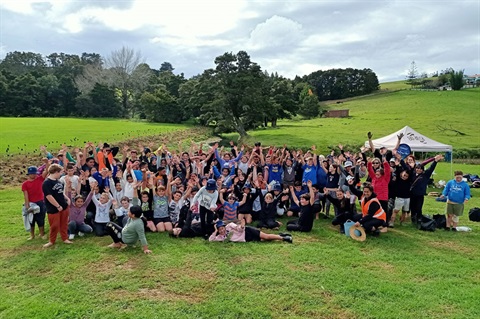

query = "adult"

[
  {"left": 348, "top": 180, "right": 387, "bottom": 235},
  {"left": 409, "top": 154, "right": 443, "bottom": 224},
  {"left": 440, "top": 171, "right": 471, "bottom": 231},
  {"left": 42, "top": 164, "right": 72, "bottom": 248},
  {"left": 22, "top": 161, "right": 49, "bottom": 240}
]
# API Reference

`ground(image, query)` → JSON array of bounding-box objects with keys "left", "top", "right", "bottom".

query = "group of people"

[{"left": 21, "top": 132, "right": 471, "bottom": 253}]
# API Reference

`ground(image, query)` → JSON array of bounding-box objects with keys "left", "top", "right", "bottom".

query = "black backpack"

[{"left": 469, "top": 207, "right": 480, "bottom": 222}]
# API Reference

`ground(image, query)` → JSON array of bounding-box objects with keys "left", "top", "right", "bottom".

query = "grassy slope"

[
  {"left": 223, "top": 88, "right": 480, "bottom": 153},
  {"left": 0, "top": 162, "right": 479, "bottom": 319},
  {"left": 0, "top": 118, "right": 190, "bottom": 155}
]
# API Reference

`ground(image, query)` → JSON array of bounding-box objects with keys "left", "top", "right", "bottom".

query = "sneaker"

[
  {"left": 282, "top": 236, "right": 293, "bottom": 243},
  {"left": 452, "top": 227, "right": 457, "bottom": 232},
  {"left": 279, "top": 233, "right": 292, "bottom": 237},
  {"left": 444, "top": 227, "right": 451, "bottom": 231},
  {"left": 68, "top": 234, "right": 75, "bottom": 240},
  {"left": 78, "top": 231, "right": 84, "bottom": 237},
  {"left": 388, "top": 222, "right": 394, "bottom": 228}
]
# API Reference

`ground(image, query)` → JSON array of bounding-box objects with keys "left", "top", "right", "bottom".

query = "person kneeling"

[
  {"left": 286, "top": 181, "right": 315, "bottom": 232},
  {"left": 209, "top": 219, "right": 292, "bottom": 243},
  {"left": 105, "top": 205, "right": 151, "bottom": 254}
]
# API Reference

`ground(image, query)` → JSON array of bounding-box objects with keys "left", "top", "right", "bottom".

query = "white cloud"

[{"left": 248, "top": 15, "right": 303, "bottom": 50}]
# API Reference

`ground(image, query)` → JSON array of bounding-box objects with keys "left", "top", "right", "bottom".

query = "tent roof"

[{"left": 364, "top": 126, "right": 453, "bottom": 152}]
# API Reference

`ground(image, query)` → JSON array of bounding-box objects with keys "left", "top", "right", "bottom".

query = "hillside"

[{"left": 225, "top": 88, "right": 480, "bottom": 154}]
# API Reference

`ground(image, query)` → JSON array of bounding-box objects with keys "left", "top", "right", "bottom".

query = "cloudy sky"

[{"left": 0, "top": 0, "right": 478, "bottom": 82}]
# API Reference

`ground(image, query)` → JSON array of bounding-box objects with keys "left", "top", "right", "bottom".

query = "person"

[
  {"left": 389, "top": 169, "right": 411, "bottom": 227},
  {"left": 440, "top": 171, "right": 471, "bottom": 231},
  {"left": 209, "top": 219, "right": 292, "bottom": 243},
  {"left": 191, "top": 179, "right": 219, "bottom": 238},
  {"left": 367, "top": 157, "right": 391, "bottom": 214},
  {"left": 42, "top": 164, "right": 72, "bottom": 248},
  {"left": 348, "top": 180, "right": 386, "bottom": 235},
  {"left": 286, "top": 181, "right": 315, "bottom": 232},
  {"left": 327, "top": 188, "right": 353, "bottom": 233},
  {"left": 91, "top": 184, "right": 114, "bottom": 236},
  {"left": 105, "top": 205, "right": 152, "bottom": 254},
  {"left": 65, "top": 177, "right": 94, "bottom": 239},
  {"left": 22, "top": 162, "right": 49, "bottom": 240},
  {"left": 409, "top": 154, "right": 443, "bottom": 224}
]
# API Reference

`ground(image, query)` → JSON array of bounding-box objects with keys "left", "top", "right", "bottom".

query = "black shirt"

[{"left": 42, "top": 178, "right": 67, "bottom": 213}]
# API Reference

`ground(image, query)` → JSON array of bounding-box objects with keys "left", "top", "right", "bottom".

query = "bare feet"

[
  {"left": 108, "top": 243, "right": 122, "bottom": 248},
  {"left": 27, "top": 236, "right": 34, "bottom": 241},
  {"left": 40, "top": 235, "right": 47, "bottom": 240},
  {"left": 43, "top": 242, "right": 54, "bottom": 248},
  {"left": 63, "top": 240, "right": 73, "bottom": 244}
]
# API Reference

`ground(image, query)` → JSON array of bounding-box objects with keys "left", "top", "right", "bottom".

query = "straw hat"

[{"left": 349, "top": 225, "right": 366, "bottom": 242}]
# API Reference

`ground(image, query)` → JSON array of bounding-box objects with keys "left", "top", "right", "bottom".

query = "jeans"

[
  {"left": 68, "top": 221, "right": 93, "bottom": 235},
  {"left": 93, "top": 222, "right": 107, "bottom": 236}
]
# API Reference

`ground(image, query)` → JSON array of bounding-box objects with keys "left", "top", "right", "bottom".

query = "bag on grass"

[
  {"left": 433, "top": 214, "right": 446, "bottom": 229},
  {"left": 417, "top": 215, "right": 436, "bottom": 232},
  {"left": 469, "top": 207, "right": 480, "bottom": 222}
]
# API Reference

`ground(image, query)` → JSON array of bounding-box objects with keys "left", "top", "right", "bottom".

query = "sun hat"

[{"left": 349, "top": 225, "right": 367, "bottom": 242}]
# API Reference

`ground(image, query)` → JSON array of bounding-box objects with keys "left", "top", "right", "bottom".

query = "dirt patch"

[
  {"left": 0, "top": 127, "right": 212, "bottom": 188},
  {"left": 427, "top": 240, "right": 475, "bottom": 255}
]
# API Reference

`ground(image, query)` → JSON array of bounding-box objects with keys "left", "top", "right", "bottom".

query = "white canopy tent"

[
  {"left": 364, "top": 126, "right": 453, "bottom": 152},
  {"left": 365, "top": 126, "right": 453, "bottom": 175}
]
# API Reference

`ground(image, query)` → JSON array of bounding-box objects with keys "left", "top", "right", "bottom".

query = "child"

[
  {"left": 209, "top": 219, "right": 292, "bottom": 243},
  {"left": 219, "top": 193, "right": 246, "bottom": 222},
  {"left": 440, "top": 171, "right": 471, "bottom": 231},
  {"left": 91, "top": 184, "right": 114, "bottom": 236},
  {"left": 286, "top": 181, "right": 315, "bottom": 232},
  {"left": 66, "top": 179, "right": 94, "bottom": 240},
  {"left": 191, "top": 179, "right": 219, "bottom": 238},
  {"left": 105, "top": 205, "right": 152, "bottom": 254}
]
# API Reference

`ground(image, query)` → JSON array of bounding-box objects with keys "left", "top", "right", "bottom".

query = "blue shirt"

[{"left": 442, "top": 180, "right": 471, "bottom": 204}]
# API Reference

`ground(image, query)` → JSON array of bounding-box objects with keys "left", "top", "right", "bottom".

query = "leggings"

[
  {"left": 105, "top": 222, "right": 124, "bottom": 243},
  {"left": 199, "top": 206, "right": 214, "bottom": 236}
]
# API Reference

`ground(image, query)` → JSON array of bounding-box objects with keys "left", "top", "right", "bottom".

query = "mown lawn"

[{"left": 1, "top": 162, "right": 479, "bottom": 319}]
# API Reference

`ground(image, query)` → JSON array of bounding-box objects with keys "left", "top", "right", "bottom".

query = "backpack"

[
  {"left": 469, "top": 207, "right": 480, "bottom": 222},
  {"left": 433, "top": 214, "right": 447, "bottom": 229},
  {"left": 417, "top": 215, "right": 436, "bottom": 232}
]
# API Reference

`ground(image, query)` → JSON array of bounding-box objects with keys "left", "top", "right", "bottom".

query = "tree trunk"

[{"left": 271, "top": 118, "right": 277, "bottom": 127}]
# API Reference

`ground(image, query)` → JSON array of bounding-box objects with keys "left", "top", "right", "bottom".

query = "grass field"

[
  {"left": 1, "top": 86, "right": 480, "bottom": 318},
  {"left": 223, "top": 88, "right": 480, "bottom": 154},
  {"left": 0, "top": 118, "right": 190, "bottom": 155},
  {"left": 0, "top": 162, "right": 479, "bottom": 319}
]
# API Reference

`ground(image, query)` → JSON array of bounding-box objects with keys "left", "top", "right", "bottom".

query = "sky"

[{"left": 0, "top": 0, "right": 479, "bottom": 82}]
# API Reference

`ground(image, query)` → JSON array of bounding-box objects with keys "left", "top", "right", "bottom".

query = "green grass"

[
  {"left": 1, "top": 162, "right": 480, "bottom": 319},
  {"left": 379, "top": 80, "right": 414, "bottom": 91},
  {"left": 0, "top": 118, "right": 191, "bottom": 155},
  {"left": 224, "top": 88, "right": 480, "bottom": 154}
]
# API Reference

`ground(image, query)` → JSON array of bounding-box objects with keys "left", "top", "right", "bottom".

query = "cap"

[
  {"left": 216, "top": 220, "right": 226, "bottom": 228},
  {"left": 27, "top": 166, "right": 37, "bottom": 175},
  {"left": 389, "top": 158, "right": 396, "bottom": 162},
  {"left": 206, "top": 179, "right": 217, "bottom": 191},
  {"left": 344, "top": 161, "right": 353, "bottom": 168}
]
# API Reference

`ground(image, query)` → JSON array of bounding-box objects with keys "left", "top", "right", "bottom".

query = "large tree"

[
  {"left": 449, "top": 69, "right": 465, "bottom": 90},
  {"left": 199, "top": 51, "right": 267, "bottom": 137},
  {"left": 105, "top": 46, "right": 152, "bottom": 117}
]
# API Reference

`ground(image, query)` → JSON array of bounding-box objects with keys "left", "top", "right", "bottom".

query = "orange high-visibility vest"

[
  {"left": 360, "top": 197, "right": 386, "bottom": 221},
  {"left": 97, "top": 151, "right": 113, "bottom": 171}
]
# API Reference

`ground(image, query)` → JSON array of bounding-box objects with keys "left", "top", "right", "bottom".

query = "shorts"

[
  {"left": 244, "top": 226, "right": 261, "bottom": 242},
  {"left": 446, "top": 203, "right": 464, "bottom": 216},
  {"left": 153, "top": 217, "right": 172, "bottom": 225},
  {"left": 31, "top": 201, "right": 46, "bottom": 227},
  {"left": 394, "top": 198, "right": 410, "bottom": 212}
]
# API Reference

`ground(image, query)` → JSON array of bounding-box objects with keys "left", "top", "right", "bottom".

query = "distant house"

[{"left": 464, "top": 74, "right": 480, "bottom": 85}]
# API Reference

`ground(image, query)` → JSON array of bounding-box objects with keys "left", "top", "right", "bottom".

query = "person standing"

[
  {"left": 440, "top": 171, "right": 471, "bottom": 231},
  {"left": 22, "top": 161, "right": 49, "bottom": 240},
  {"left": 409, "top": 154, "right": 443, "bottom": 224},
  {"left": 42, "top": 164, "right": 72, "bottom": 248}
]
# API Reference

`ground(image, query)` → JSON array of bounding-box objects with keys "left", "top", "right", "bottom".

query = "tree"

[
  {"left": 105, "top": 46, "right": 152, "bottom": 117},
  {"left": 264, "top": 74, "right": 298, "bottom": 127},
  {"left": 449, "top": 69, "right": 465, "bottom": 90},
  {"left": 406, "top": 61, "right": 421, "bottom": 88},
  {"left": 140, "top": 87, "right": 183, "bottom": 123},
  {"left": 298, "top": 86, "right": 320, "bottom": 118},
  {"left": 159, "top": 62, "right": 174, "bottom": 72}
]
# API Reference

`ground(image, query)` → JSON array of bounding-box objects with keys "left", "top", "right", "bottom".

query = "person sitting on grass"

[
  {"left": 209, "top": 219, "right": 292, "bottom": 243},
  {"left": 347, "top": 179, "right": 387, "bottom": 236},
  {"left": 286, "top": 181, "right": 315, "bottom": 232},
  {"left": 326, "top": 188, "right": 353, "bottom": 233},
  {"left": 105, "top": 205, "right": 151, "bottom": 254},
  {"left": 440, "top": 171, "right": 471, "bottom": 231}
]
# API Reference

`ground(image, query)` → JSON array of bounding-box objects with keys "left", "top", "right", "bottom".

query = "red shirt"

[{"left": 21, "top": 175, "right": 45, "bottom": 202}]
